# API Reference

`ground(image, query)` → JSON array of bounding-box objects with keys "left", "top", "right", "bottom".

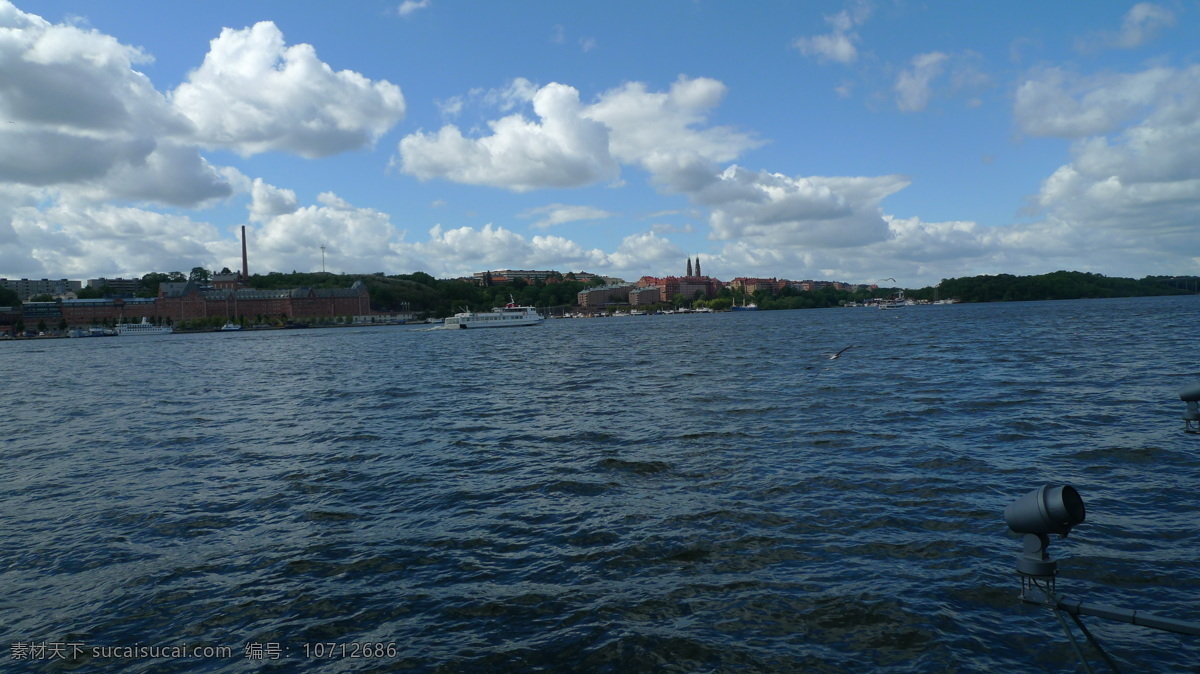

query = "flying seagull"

[{"left": 828, "top": 345, "right": 855, "bottom": 360}]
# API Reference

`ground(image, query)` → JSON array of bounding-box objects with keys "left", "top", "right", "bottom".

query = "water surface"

[{"left": 3, "top": 296, "right": 1199, "bottom": 671}]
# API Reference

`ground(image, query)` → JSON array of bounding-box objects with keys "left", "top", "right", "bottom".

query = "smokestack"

[{"left": 241, "top": 226, "right": 249, "bottom": 279}]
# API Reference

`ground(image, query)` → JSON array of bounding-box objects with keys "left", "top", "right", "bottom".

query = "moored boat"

[{"left": 115, "top": 317, "right": 173, "bottom": 335}]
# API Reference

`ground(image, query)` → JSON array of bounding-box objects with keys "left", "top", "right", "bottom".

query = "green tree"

[
  {"left": 189, "top": 267, "right": 211, "bottom": 283},
  {"left": 76, "top": 286, "right": 103, "bottom": 299},
  {"left": 0, "top": 286, "right": 18, "bottom": 306},
  {"left": 37, "top": 318, "right": 47, "bottom": 333},
  {"left": 29, "top": 294, "right": 54, "bottom": 302},
  {"left": 140, "top": 272, "right": 173, "bottom": 297}
]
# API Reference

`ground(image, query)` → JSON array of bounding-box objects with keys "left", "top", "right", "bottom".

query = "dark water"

[{"left": 3, "top": 296, "right": 1200, "bottom": 672}]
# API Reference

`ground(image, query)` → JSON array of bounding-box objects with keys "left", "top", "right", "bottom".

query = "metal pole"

[{"left": 1054, "top": 595, "right": 1200, "bottom": 637}]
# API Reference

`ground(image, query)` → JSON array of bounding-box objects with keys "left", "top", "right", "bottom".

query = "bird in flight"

[{"left": 828, "top": 345, "right": 854, "bottom": 360}]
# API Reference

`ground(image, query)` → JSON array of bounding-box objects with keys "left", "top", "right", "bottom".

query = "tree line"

[
  {"left": 911, "top": 271, "right": 1192, "bottom": 303},
  {"left": 7, "top": 269, "right": 1194, "bottom": 318}
]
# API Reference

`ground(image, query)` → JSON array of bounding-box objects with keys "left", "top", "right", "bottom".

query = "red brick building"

[
  {"left": 729, "top": 277, "right": 787, "bottom": 294},
  {"left": 156, "top": 280, "right": 373, "bottom": 323}
]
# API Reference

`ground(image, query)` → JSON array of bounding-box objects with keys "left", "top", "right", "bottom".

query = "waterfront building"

[
  {"left": 1, "top": 278, "right": 82, "bottom": 300},
  {"left": 156, "top": 280, "right": 375, "bottom": 324},
  {"left": 730, "top": 277, "right": 787, "bottom": 294},
  {"left": 210, "top": 273, "right": 244, "bottom": 291},
  {"left": 628, "top": 287, "right": 662, "bottom": 307},
  {"left": 577, "top": 284, "right": 634, "bottom": 308},
  {"left": 62, "top": 298, "right": 156, "bottom": 325},
  {"left": 472, "top": 269, "right": 558, "bottom": 284},
  {"left": 85, "top": 277, "right": 142, "bottom": 296},
  {"left": 637, "top": 265, "right": 722, "bottom": 302},
  {"left": 19, "top": 301, "right": 61, "bottom": 326}
]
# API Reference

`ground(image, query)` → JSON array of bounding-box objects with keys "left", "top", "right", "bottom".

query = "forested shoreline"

[{"left": 8, "top": 269, "right": 1192, "bottom": 319}]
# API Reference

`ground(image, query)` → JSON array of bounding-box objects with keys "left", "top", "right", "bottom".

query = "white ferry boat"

[
  {"left": 115, "top": 317, "right": 173, "bottom": 335},
  {"left": 443, "top": 301, "right": 544, "bottom": 329}
]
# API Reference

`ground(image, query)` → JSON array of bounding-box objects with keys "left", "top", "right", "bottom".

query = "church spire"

[
  {"left": 695, "top": 257, "right": 701, "bottom": 277},
  {"left": 686, "top": 257, "right": 693, "bottom": 276}
]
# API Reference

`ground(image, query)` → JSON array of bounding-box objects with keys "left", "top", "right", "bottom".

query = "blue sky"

[{"left": 1, "top": 1, "right": 1198, "bottom": 287}]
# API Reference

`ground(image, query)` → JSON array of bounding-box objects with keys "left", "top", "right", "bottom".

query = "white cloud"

[
  {"left": 587, "top": 76, "right": 761, "bottom": 169},
  {"left": 518, "top": 203, "right": 614, "bottom": 229},
  {"left": 1020, "top": 64, "right": 1200, "bottom": 274},
  {"left": 895, "top": 52, "right": 948, "bottom": 112},
  {"left": 0, "top": 1, "right": 233, "bottom": 207},
  {"left": 397, "top": 0, "right": 431, "bottom": 18},
  {"left": 792, "top": 3, "right": 872, "bottom": 65},
  {"left": 405, "top": 222, "right": 608, "bottom": 277},
  {"left": 171, "top": 21, "right": 406, "bottom": 158},
  {"left": 605, "top": 232, "right": 683, "bottom": 272},
  {"left": 1014, "top": 66, "right": 1173, "bottom": 138},
  {"left": 698, "top": 165, "right": 909, "bottom": 248},
  {"left": 398, "top": 82, "right": 618, "bottom": 191},
  {"left": 1079, "top": 2, "right": 1175, "bottom": 52},
  {"left": 8, "top": 199, "right": 226, "bottom": 277},
  {"left": 398, "top": 76, "right": 759, "bottom": 193},
  {"left": 248, "top": 178, "right": 299, "bottom": 224},
  {"left": 253, "top": 191, "right": 403, "bottom": 273}
]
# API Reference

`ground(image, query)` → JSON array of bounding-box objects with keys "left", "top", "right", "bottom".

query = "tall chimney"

[{"left": 241, "top": 225, "right": 249, "bottom": 279}]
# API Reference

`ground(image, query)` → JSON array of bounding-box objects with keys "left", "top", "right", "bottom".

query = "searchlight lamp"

[
  {"left": 1180, "top": 383, "right": 1200, "bottom": 433},
  {"left": 1004, "top": 485, "right": 1085, "bottom": 579},
  {"left": 1002, "top": 484, "right": 1200, "bottom": 670}
]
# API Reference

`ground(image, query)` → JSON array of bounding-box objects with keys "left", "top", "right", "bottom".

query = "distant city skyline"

[{"left": 2, "top": 1, "right": 1198, "bottom": 287}]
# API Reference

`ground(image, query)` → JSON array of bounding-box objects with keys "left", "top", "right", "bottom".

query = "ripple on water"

[{"left": 2, "top": 299, "right": 1200, "bottom": 671}]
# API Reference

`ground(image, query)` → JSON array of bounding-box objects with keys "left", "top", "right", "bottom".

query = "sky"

[{"left": 1, "top": 1, "right": 1198, "bottom": 288}]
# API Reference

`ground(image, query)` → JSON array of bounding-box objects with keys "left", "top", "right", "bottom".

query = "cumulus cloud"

[
  {"left": 1019, "top": 65, "right": 1200, "bottom": 184},
  {"left": 587, "top": 76, "right": 761, "bottom": 169},
  {"left": 895, "top": 52, "right": 948, "bottom": 112},
  {"left": 605, "top": 232, "right": 683, "bottom": 272},
  {"left": 397, "top": 0, "right": 431, "bottom": 18},
  {"left": 406, "top": 222, "right": 607, "bottom": 276},
  {"left": 248, "top": 178, "right": 299, "bottom": 223},
  {"left": 1018, "top": 64, "right": 1200, "bottom": 273},
  {"left": 398, "top": 76, "right": 758, "bottom": 193},
  {"left": 171, "top": 21, "right": 406, "bottom": 158},
  {"left": 792, "top": 2, "right": 872, "bottom": 65},
  {"left": 0, "top": 1, "right": 236, "bottom": 206},
  {"left": 518, "top": 203, "right": 614, "bottom": 229},
  {"left": 1014, "top": 66, "right": 1173, "bottom": 138},
  {"left": 698, "top": 166, "right": 909, "bottom": 248},
  {"left": 252, "top": 190, "right": 403, "bottom": 273},
  {"left": 399, "top": 82, "right": 618, "bottom": 191},
  {"left": 8, "top": 200, "right": 226, "bottom": 277},
  {"left": 1079, "top": 2, "right": 1175, "bottom": 52}
]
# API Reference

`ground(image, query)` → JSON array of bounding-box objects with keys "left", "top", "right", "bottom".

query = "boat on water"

[
  {"left": 443, "top": 300, "right": 543, "bottom": 329},
  {"left": 68, "top": 326, "right": 117, "bottom": 338},
  {"left": 115, "top": 317, "right": 173, "bottom": 335},
  {"left": 879, "top": 289, "right": 907, "bottom": 309},
  {"left": 219, "top": 322, "right": 242, "bottom": 331},
  {"left": 731, "top": 298, "right": 758, "bottom": 311}
]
